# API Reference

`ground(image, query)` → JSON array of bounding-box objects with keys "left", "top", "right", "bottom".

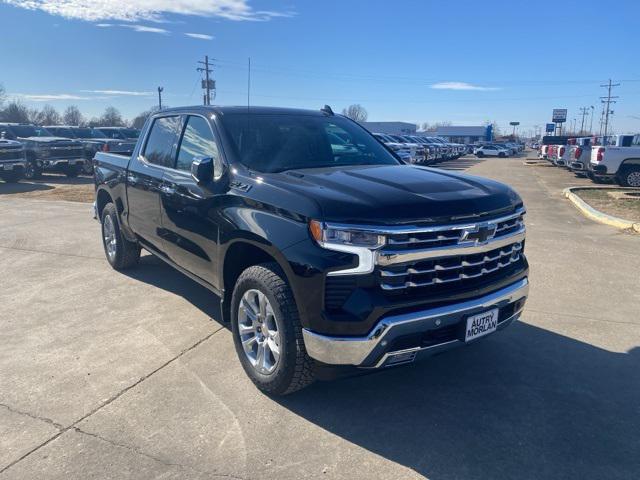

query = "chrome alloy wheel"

[
  {"left": 626, "top": 171, "right": 640, "bottom": 187},
  {"left": 102, "top": 215, "right": 117, "bottom": 261},
  {"left": 238, "top": 289, "right": 281, "bottom": 375}
]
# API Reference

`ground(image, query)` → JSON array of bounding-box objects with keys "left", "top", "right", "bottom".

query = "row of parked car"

[
  {"left": 538, "top": 134, "right": 640, "bottom": 187},
  {"left": 372, "top": 133, "right": 471, "bottom": 164},
  {"left": 0, "top": 123, "right": 140, "bottom": 182}
]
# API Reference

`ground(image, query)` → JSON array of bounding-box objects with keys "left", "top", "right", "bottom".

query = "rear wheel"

[
  {"left": 476, "top": 151, "right": 484, "bottom": 158},
  {"left": 231, "top": 263, "right": 314, "bottom": 395},
  {"left": 100, "top": 203, "right": 140, "bottom": 270},
  {"left": 618, "top": 166, "right": 640, "bottom": 187},
  {"left": 499, "top": 152, "right": 506, "bottom": 158}
]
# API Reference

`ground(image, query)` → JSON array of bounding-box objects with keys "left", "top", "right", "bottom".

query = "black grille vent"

[{"left": 324, "top": 277, "right": 357, "bottom": 311}]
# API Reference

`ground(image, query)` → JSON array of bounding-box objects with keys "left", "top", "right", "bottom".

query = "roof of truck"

[{"left": 157, "top": 105, "right": 332, "bottom": 117}]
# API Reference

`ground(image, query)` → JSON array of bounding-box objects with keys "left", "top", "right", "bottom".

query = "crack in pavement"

[
  {"left": 0, "top": 403, "right": 64, "bottom": 430},
  {"left": 526, "top": 308, "right": 640, "bottom": 327},
  {"left": 0, "top": 244, "right": 103, "bottom": 260},
  {"left": 73, "top": 427, "right": 252, "bottom": 480},
  {"left": 0, "top": 327, "right": 224, "bottom": 475}
]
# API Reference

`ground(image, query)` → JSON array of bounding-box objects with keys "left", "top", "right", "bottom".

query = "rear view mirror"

[{"left": 191, "top": 156, "right": 214, "bottom": 184}]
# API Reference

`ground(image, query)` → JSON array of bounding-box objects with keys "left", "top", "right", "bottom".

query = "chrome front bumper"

[
  {"left": 0, "top": 159, "right": 27, "bottom": 170},
  {"left": 43, "top": 158, "right": 85, "bottom": 167},
  {"left": 302, "top": 278, "right": 529, "bottom": 368}
]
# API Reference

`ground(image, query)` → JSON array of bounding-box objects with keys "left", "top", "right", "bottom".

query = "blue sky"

[{"left": 1, "top": 0, "right": 639, "bottom": 134}]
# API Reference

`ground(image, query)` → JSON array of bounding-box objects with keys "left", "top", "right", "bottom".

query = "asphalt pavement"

[{"left": 1, "top": 153, "right": 638, "bottom": 479}]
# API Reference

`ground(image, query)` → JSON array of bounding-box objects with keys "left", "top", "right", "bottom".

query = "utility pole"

[
  {"left": 600, "top": 79, "right": 620, "bottom": 139},
  {"left": 157, "top": 87, "right": 163, "bottom": 110},
  {"left": 589, "top": 106, "right": 595, "bottom": 134},
  {"left": 197, "top": 56, "right": 215, "bottom": 106},
  {"left": 578, "top": 107, "right": 589, "bottom": 135}
]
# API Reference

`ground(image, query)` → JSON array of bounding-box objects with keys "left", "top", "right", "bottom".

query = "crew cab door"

[
  {"left": 158, "top": 114, "right": 225, "bottom": 287},
  {"left": 126, "top": 115, "right": 181, "bottom": 254}
]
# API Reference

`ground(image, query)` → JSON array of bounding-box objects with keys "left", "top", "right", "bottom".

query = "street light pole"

[{"left": 157, "top": 87, "right": 163, "bottom": 110}]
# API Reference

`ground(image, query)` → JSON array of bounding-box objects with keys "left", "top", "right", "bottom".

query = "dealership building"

[
  {"left": 361, "top": 122, "right": 492, "bottom": 143},
  {"left": 360, "top": 121, "right": 417, "bottom": 135},
  {"left": 426, "top": 126, "right": 492, "bottom": 143}
]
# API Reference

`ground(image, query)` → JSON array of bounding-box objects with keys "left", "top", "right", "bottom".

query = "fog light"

[{"left": 385, "top": 350, "right": 417, "bottom": 366}]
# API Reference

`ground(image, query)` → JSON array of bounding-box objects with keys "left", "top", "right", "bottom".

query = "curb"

[{"left": 563, "top": 187, "right": 640, "bottom": 233}]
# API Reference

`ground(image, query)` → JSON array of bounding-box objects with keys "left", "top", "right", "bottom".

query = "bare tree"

[
  {"left": 130, "top": 106, "right": 161, "bottom": 130},
  {"left": 63, "top": 105, "right": 84, "bottom": 126},
  {"left": 34, "top": 104, "right": 62, "bottom": 125},
  {"left": 0, "top": 100, "right": 31, "bottom": 123},
  {"left": 0, "top": 83, "right": 5, "bottom": 108},
  {"left": 99, "top": 106, "right": 125, "bottom": 127},
  {"left": 341, "top": 104, "right": 368, "bottom": 122}
]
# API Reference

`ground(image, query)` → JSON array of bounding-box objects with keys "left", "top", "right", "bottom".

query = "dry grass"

[
  {"left": 0, "top": 174, "right": 94, "bottom": 203},
  {"left": 576, "top": 189, "right": 640, "bottom": 222}
]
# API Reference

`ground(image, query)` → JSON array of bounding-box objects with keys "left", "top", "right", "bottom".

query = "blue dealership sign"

[{"left": 546, "top": 123, "right": 555, "bottom": 133}]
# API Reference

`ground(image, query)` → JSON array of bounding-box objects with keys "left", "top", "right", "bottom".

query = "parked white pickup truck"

[
  {"left": 589, "top": 134, "right": 640, "bottom": 186},
  {"left": 569, "top": 137, "right": 593, "bottom": 175}
]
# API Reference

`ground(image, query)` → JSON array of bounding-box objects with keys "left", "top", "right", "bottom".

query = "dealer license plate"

[{"left": 465, "top": 308, "right": 499, "bottom": 342}]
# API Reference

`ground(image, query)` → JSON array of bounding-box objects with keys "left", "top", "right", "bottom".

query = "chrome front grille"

[
  {"left": 50, "top": 146, "right": 84, "bottom": 159},
  {"left": 384, "top": 209, "right": 525, "bottom": 251},
  {"left": 374, "top": 208, "right": 526, "bottom": 292},
  {"left": 379, "top": 242, "right": 523, "bottom": 291},
  {"left": 0, "top": 148, "right": 24, "bottom": 161}
]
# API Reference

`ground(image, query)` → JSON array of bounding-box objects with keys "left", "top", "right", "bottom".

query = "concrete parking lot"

[{"left": 1, "top": 153, "right": 639, "bottom": 479}]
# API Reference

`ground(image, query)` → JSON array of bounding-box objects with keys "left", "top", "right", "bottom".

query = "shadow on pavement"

[
  {"left": 277, "top": 321, "right": 640, "bottom": 479},
  {"left": 121, "top": 253, "right": 223, "bottom": 323},
  {"left": 0, "top": 181, "right": 53, "bottom": 194},
  {"left": 116, "top": 251, "right": 639, "bottom": 478}
]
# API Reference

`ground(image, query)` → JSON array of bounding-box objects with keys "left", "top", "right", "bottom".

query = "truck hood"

[
  {"left": 18, "top": 136, "right": 81, "bottom": 145},
  {"left": 263, "top": 164, "right": 522, "bottom": 224}
]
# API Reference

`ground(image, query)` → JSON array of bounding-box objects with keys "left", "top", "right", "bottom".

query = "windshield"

[
  {"left": 121, "top": 129, "right": 139, "bottom": 139},
  {"left": 9, "top": 125, "right": 53, "bottom": 137},
  {"left": 222, "top": 114, "right": 400, "bottom": 173},
  {"left": 73, "top": 128, "right": 107, "bottom": 139}
]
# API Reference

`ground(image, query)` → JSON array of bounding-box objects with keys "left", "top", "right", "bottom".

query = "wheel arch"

[{"left": 220, "top": 238, "right": 297, "bottom": 324}]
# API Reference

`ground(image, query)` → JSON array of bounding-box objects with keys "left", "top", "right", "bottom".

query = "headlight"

[{"left": 309, "top": 220, "right": 385, "bottom": 276}]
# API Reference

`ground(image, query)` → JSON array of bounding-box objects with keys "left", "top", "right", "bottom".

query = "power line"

[
  {"left": 600, "top": 79, "right": 620, "bottom": 138},
  {"left": 197, "top": 56, "right": 216, "bottom": 106}
]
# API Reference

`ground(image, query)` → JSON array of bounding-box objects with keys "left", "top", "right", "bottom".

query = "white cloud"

[
  {"left": 15, "top": 93, "right": 95, "bottom": 101},
  {"left": 430, "top": 82, "right": 499, "bottom": 91},
  {"left": 81, "top": 90, "right": 154, "bottom": 96},
  {"left": 93, "top": 22, "right": 169, "bottom": 34},
  {"left": 185, "top": 32, "right": 214, "bottom": 40},
  {"left": 3, "top": 0, "right": 293, "bottom": 22}
]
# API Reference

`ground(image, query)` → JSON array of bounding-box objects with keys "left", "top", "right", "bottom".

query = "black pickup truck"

[
  {"left": 0, "top": 123, "right": 86, "bottom": 178},
  {"left": 94, "top": 106, "right": 529, "bottom": 395}
]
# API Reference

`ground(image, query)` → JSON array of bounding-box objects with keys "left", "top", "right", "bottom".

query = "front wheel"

[
  {"left": 476, "top": 151, "right": 484, "bottom": 158},
  {"left": 618, "top": 166, "right": 640, "bottom": 187},
  {"left": 24, "top": 161, "right": 42, "bottom": 180},
  {"left": 231, "top": 263, "right": 314, "bottom": 395},
  {"left": 499, "top": 152, "right": 506, "bottom": 158},
  {"left": 100, "top": 203, "right": 140, "bottom": 270},
  {"left": 64, "top": 164, "right": 82, "bottom": 178}
]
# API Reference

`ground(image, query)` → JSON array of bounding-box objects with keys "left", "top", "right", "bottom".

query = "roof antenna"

[
  {"left": 321, "top": 105, "right": 334, "bottom": 116},
  {"left": 247, "top": 57, "right": 251, "bottom": 111}
]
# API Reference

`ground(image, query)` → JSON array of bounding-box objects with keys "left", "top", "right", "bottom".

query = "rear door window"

[{"left": 142, "top": 116, "right": 180, "bottom": 168}]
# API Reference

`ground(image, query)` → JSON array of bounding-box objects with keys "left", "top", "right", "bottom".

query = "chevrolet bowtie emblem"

[{"left": 461, "top": 224, "right": 497, "bottom": 244}]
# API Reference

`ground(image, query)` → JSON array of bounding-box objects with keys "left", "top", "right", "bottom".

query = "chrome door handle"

[{"left": 159, "top": 184, "right": 176, "bottom": 195}]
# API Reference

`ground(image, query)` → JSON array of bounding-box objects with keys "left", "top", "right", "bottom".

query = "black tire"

[
  {"left": 100, "top": 203, "right": 140, "bottom": 270},
  {"left": 24, "top": 161, "right": 42, "bottom": 180},
  {"left": 476, "top": 151, "right": 484, "bottom": 158},
  {"left": 231, "top": 263, "right": 314, "bottom": 395},
  {"left": 82, "top": 161, "right": 94, "bottom": 176},
  {"left": 64, "top": 164, "right": 81, "bottom": 178},
  {"left": 0, "top": 171, "right": 23, "bottom": 183},
  {"left": 618, "top": 166, "right": 640, "bottom": 187},
  {"left": 499, "top": 152, "right": 506, "bottom": 158}
]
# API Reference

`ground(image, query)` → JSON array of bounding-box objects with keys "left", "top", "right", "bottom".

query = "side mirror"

[{"left": 191, "top": 156, "right": 214, "bottom": 184}]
